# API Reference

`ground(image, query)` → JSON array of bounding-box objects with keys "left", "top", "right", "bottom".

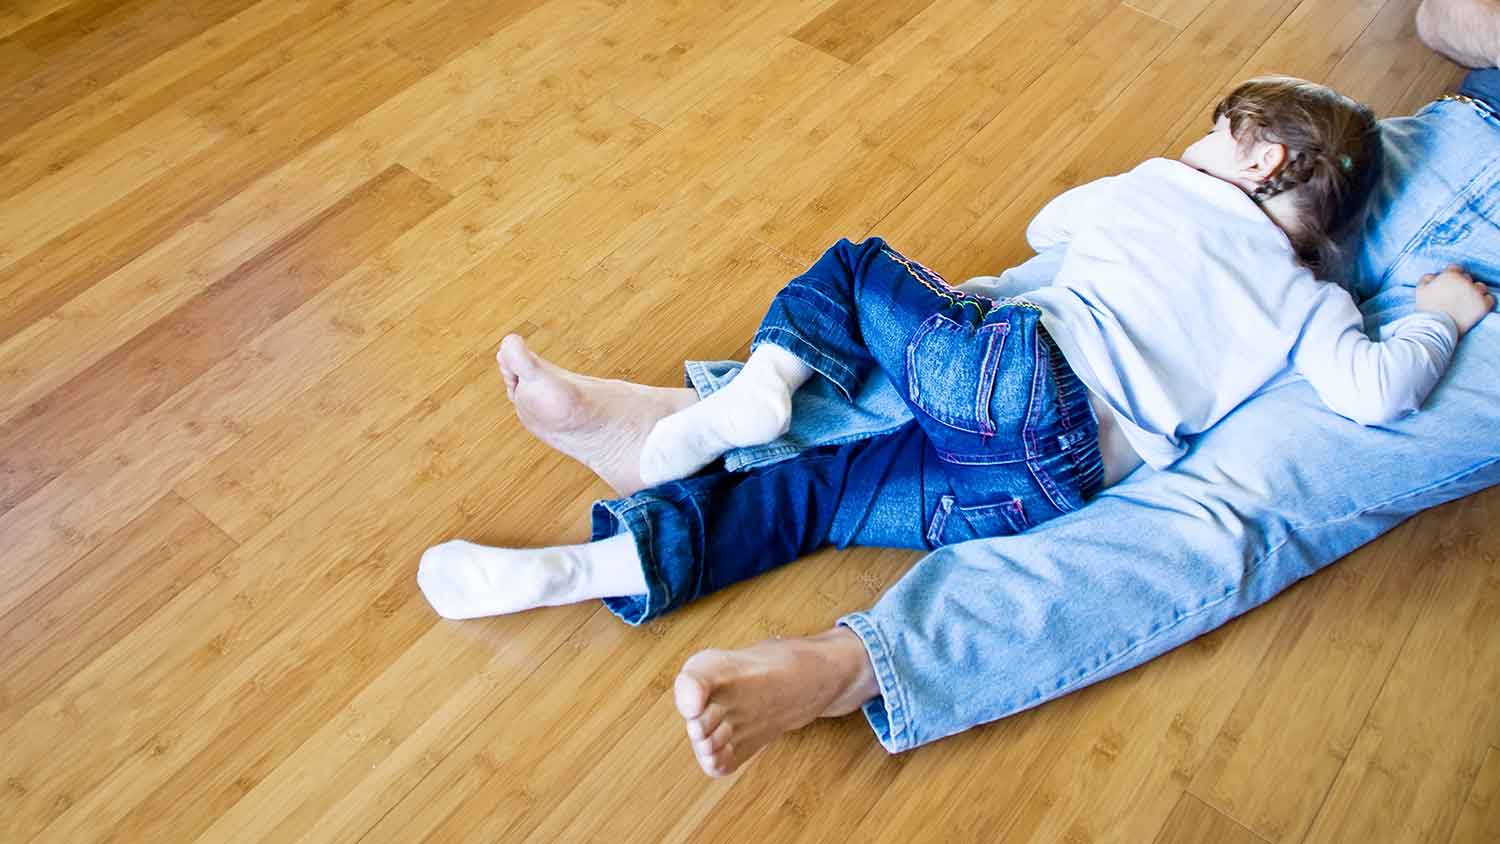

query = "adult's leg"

[
  {"left": 674, "top": 316, "right": 1500, "bottom": 768},
  {"left": 1415, "top": 0, "right": 1500, "bottom": 68},
  {"left": 671, "top": 91, "right": 1500, "bottom": 766}
]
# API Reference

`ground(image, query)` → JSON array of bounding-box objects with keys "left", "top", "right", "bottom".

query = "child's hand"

[{"left": 1415, "top": 265, "right": 1494, "bottom": 337}]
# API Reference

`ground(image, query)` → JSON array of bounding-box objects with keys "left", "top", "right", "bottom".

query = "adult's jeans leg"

[
  {"left": 704, "top": 97, "right": 1500, "bottom": 754},
  {"left": 833, "top": 311, "right": 1500, "bottom": 754}
]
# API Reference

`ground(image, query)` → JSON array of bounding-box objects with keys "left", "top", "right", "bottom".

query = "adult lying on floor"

[{"left": 436, "top": 0, "right": 1500, "bottom": 778}]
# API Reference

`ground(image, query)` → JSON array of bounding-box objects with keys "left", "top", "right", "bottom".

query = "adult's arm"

[{"left": 1416, "top": 0, "right": 1500, "bottom": 69}]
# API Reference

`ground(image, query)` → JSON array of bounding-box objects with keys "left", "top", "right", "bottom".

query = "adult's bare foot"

[
  {"left": 672, "top": 627, "right": 880, "bottom": 777},
  {"left": 497, "top": 334, "right": 698, "bottom": 497}
]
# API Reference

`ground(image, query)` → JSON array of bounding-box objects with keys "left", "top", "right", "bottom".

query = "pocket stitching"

[
  {"left": 973, "top": 321, "right": 1010, "bottom": 435},
  {"left": 956, "top": 497, "right": 1031, "bottom": 535},
  {"left": 906, "top": 314, "right": 1008, "bottom": 435},
  {"left": 926, "top": 494, "right": 955, "bottom": 546}
]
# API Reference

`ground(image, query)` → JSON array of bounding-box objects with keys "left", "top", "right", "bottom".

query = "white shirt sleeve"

[
  {"left": 1291, "top": 282, "right": 1460, "bottom": 426},
  {"left": 956, "top": 248, "right": 1066, "bottom": 298},
  {"left": 1025, "top": 175, "right": 1124, "bottom": 252},
  {"left": 956, "top": 274, "right": 1026, "bottom": 298}
]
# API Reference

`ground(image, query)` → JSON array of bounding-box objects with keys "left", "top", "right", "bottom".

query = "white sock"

[
  {"left": 417, "top": 533, "right": 646, "bottom": 620},
  {"left": 637, "top": 343, "right": 813, "bottom": 485}
]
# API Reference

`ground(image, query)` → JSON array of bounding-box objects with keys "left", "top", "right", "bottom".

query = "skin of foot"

[
  {"left": 672, "top": 626, "right": 880, "bottom": 778},
  {"left": 497, "top": 338, "right": 882, "bottom": 775},
  {"left": 496, "top": 334, "right": 698, "bottom": 497}
]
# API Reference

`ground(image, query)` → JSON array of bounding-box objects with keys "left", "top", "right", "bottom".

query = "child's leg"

[
  {"left": 636, "top": 342, "right": 814, "bottom": 485},
  {"left": 419, "top": 421, "right": 946, "bottom": 623},
  {"left": 640, "top": 236, "right": 985, "bottom": 485},
  {"left": 418, "top": 533, "right": 645, "bottom": 620},
  {"left": 641, "top": 237, "right": 1101, "bottom": 517}
]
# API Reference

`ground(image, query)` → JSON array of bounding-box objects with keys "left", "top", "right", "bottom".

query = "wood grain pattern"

[
  {"left": 0, "top": 164, "right": 450, "bottom": 514},
  {"left": 1449, "top": 745, "right": 1500, "bottom": 844},
  {"left": 0, "top": 2, "right": 431, "bottom": 341},
  {"left": 0, "top": 1, "right": 357, "bottom": 205},
  {"left": 1302, "top": 493, "right": 1500, "bottom": 844},
  {"left": 0, "top": 1, "right": 1490, "bottom": 842},
  {"left": 792, "top": 0, "right": 938, "bottom": 64},
  {"left": 1155, "top": 792, "right": 1268, "bottom": 844},
  {"left": 1188, "top": 504, "right": 1450, "bottom": 843},
  {"left": 0, "top": 1, "right": 263, "bottom": 139},
  {"left": 0, "top": 1, "right": 81, "bottom": 40},
  {"left": 0, "top": 492, "right": 235, "bottom": 733}
]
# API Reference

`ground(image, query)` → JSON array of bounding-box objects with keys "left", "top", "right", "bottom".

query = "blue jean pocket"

[
  {"left": 925, "top": 493, "right": 1032, "bottom": 546},
  {"left": 905, "top": 314, "right": 1010, "bottom": 435}
]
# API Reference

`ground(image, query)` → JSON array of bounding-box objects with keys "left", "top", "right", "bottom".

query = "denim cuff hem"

[
  {"left": 591, "top": 499, "right": 668, "bottom": 626},
  {"left": 683, "top": 359, "right": 732, "bottom": 399},
  {"left": 683, "top": 359, "right": 810, "bottom": 472},
  {"left": 751, "top": 325, "right": 861, "bottom": 403},
  {"left": 836, "top": 611, "right": 914, "bottom": 754},
  {"left": 726, "top": 445, "right": 805, "bottom": 473}
]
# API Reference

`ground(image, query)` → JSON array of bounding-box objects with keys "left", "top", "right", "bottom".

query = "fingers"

[{"left": 1419, "top": 266, "right": 1480, "bottom": 286}]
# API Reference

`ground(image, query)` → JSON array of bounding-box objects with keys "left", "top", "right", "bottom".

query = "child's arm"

[
  {"left": 1291, "top": 268, "right": 1491, "bottom": 425},
  {"left": 1024, "top": 173, "right": 1126, "bottom": 252},
  {"left": 956, "top": 248, "right": 1065, "bottom": 298}
]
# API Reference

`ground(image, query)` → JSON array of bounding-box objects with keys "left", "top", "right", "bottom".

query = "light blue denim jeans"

[{"left": 675, "top": 82, "right": 1500, "bottom": 753}]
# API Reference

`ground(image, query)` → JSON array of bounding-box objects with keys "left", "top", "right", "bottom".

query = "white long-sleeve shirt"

[{"left": 981, "top": 157, "right": 1459, "bottom": 472}]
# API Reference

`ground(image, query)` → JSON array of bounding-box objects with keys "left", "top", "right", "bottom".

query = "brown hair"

[{"left": 1213, "top": 76, "right": 1383, "bottom": 274}]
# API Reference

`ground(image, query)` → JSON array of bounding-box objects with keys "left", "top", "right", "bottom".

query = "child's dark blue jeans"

[{"left": 591, "top": 236, "right": 1104, "bottom": 625}]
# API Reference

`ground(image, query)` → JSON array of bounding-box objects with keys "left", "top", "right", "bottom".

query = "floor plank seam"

[
  {"left": 1290, "top": 564, "right": 1434, "bottom": 844},
  {"left": 348, "top": 603, "right": 613, "bottom": 843},
  {"left": 1120, "top": 1, "right": 1185, "bottom": 30},
  {"left": 870, "top": 7, "right": 1182, "bottom": 257},
  {"left": 174, "top": 487, "right": 242, "bottom": 550},
  {"left": 3, "top": 1, "right": 1489, "bottom": 840}
]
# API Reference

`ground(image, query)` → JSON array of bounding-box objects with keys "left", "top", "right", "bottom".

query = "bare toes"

[
  {"left": 704, "top": 743, "right": 737, "bottom": 777},
  {"left": 674, "top": 669, "right": 710, "bottom": 720},
  {"left": 686, "top": 700, "right": 723, "bottom": 741},
  {"left": 704, "top": 718, "right": 732, "bottom": 751}
]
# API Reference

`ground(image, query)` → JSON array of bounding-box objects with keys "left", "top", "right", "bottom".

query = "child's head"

[{"left": 1180, "top": 75, "right": 1382, "bottom": 273}]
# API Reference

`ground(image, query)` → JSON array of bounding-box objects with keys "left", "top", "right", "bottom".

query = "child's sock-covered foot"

[
  {"left": 638, "top": 345, "right": 813, "bottom": 486},
  {"left": 417, "top": 534, "right": 645, "bottom": 620}
]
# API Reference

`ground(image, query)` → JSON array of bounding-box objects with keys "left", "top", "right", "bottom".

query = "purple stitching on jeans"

[
  {"left": 1021, "top": 328, "right": 1042, "bottom": 460},
  {"left": 1043, "top": 331, "right": 1075, "bottom": 431},
  {"left": 973, "top": 322, "right": 1009, "bottom": 437},
  {"left": 933, "top": 446, "right": 1030, "bottom": 465},
  {"left": 926, "top": 495, "right": 953, "bottom": 545},
  {"left": 905, "top": 319, "right": 930, "bottom": 408}
]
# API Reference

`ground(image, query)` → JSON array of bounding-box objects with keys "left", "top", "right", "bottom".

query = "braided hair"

[{"left": 1214, "top": 76, "right": 1383, "bottom": 274}]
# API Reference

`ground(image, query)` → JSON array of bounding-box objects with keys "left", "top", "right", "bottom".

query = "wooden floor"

[{"left": 2, "top": 0, "right": 1496, "bottom": 842}]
